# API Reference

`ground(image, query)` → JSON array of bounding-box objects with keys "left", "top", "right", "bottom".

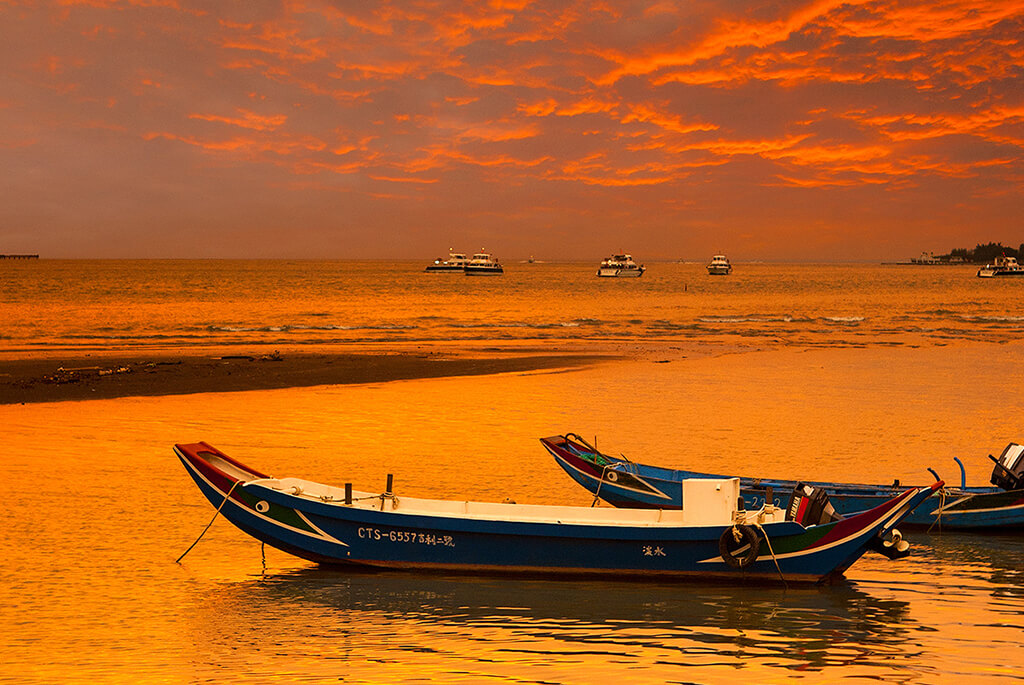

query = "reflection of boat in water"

[
  {"left": 542, "top": 434, "right": 1024, "bottom": 530},
  {"left": 464, "top": 252, "right": 504, "bottom": 275},
  {"left": 260, "top": 565, "right": 914, "bottom": 630},
  {"left": 977, "top": 255, "right": 1024, "bottom": 278},
  {"left": 597, "top": 254, "right": 645, "bottom": 277},
  {"left": 706, "top": 254, "right": 732, "bottom": 275},
  {"left": 425, "top": 250, "right": 468, "bottom": 272},
  {"left": 176, "top": 442, "right": 937, "bottom": 584},
  {"left": 218, "top": 566, "right": 916, "bottom": 674}
]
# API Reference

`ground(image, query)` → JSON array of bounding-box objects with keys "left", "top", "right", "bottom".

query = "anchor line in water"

[{"left": 176, "top": 479, "right": 241, "bottom": 564}]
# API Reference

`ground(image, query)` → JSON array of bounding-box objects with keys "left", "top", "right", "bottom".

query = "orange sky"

[{"left": 1, "top": 0, "right": 1022, "bottom": 260}]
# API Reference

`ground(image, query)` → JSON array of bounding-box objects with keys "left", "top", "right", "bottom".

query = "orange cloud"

[
  {"left": 144, "top": 131, "right": 325, "bottom": 157},
  {"left": 188, "top": 110, "right": 288, "bottom": 132}
]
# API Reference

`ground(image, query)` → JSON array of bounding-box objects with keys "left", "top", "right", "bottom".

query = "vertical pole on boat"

[
  {"left": 953, "top": 457, "right": 966, "bottom": 489},
  {"left": 381, "top": 474, "right": 394, "bottom": 511},
  {"left": 344, "top": 483, "right": 352, "bottom": 505}
]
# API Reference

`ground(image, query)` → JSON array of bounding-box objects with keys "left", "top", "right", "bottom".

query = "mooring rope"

[
  {"left": 754, "top": 521, "right": 788, "bottom": 589},
  {"left": 592, "top": 463, "right": 613, "bottom": 507},
  {"left": 926, "top": 487, "right": 948, "bottom": 535},
  {"left": 176, "top": 480, "right": 241, "bottom": 564}
]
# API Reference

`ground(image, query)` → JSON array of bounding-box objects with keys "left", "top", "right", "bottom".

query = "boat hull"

[
  {"left": 464, "top": 266, "right": 503, "bottom": 275},
  {"left": 597, "top": 267, "right": 644, "bottom": 277},
  {"left": 541, "top": 435, "right": 1024, "bottom": 530},
  {"left": 977, "top": 269, "right": 1024, "bottom": 277},
  {"left": 176, "top": 442, "right": 937, "bottom": 584}
]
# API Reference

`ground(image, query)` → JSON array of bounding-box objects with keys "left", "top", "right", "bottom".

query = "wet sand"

[{"left": 0, "top": 350, "right": 613, "bottom": 405}]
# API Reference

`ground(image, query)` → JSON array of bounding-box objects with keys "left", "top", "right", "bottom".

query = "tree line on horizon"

[{"left": 939, "top": 242, "right": 1024, "bottom": 263}]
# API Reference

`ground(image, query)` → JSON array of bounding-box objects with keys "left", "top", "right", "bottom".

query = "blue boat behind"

[
  {"left": 177, "top": 441, "right": 940, "bottom": 585},
  {"left": 541, "top": 434, "right": 1024, "bottom": 530}
]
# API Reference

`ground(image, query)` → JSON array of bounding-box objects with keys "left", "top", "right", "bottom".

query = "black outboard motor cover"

[
  {"left": 990, "top": 443, "right": 1024, "bottom": 491},
  {"left": 786, "top": 482, "right": 843, "bottom": 526}
]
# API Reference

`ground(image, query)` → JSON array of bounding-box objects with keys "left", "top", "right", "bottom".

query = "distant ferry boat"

[
  {"left": 977, "top": 255, "right": 1024, "bottom": 278},
  {"left": 425, "top": 250, "right": 468, "bottom": 272},
  {"left": 597, "top": 254, "right": 644, "bottom": 277},
  {"left": 465, "top": 252, "right": 503, "bottom": 275},
  {"left": 706, "top": 254, "right": 732, "bottom": 275}
]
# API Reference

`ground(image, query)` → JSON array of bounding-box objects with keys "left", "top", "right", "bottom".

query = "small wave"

[
  {"left": 451, "top": 320, "right": 594, "bottom": 330},
  {"left": 62, "top": 333, "right": 214, "bottom": 341},
  {"left": 698, "top": 316, "right": 794, "bottom": 324},
  {"left": 206, "top": 323, "right": 416, "bottom": 333},
  {"left": 647, "top": 321, "right": 703, "bottom": 331},
  {"left": 959, "top": 315, "right": 1024, "bottom": 323},
  {"left": 823, "top": 316, "right": 865, "bottom": 324}
]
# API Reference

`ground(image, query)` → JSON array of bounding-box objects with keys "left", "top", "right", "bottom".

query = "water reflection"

[
  {"left": 905, "top": 531, "right": 1024, "bottom": 599},
  {"left": 206, "top": 568, "right": 918, "bottom": 676},
  {"left": 179, "top": 529, "right": 1024, "bottom": 682}
]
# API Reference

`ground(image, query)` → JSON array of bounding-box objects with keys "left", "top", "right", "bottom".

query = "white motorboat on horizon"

[
  {"left": 706, "top": 254, "right": 732, "bottom": 275},
  {"left": 465, "top": 251, "right": 504, "bottom": 275},
  {"left": 597, "top": 254, "right": 645, "bottom": 277},
  {"left": 425, "top": 250, "right": 469, "bottom": 272},
  {"left": 977, "top": 255, "right": 1024, "bottom": 278}
]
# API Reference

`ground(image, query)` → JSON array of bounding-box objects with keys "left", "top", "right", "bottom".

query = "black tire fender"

[{"left": 719, "top": 524, "right": 761, "bottom": 569}]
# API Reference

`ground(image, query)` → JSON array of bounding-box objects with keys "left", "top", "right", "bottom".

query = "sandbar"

[{"left": 0, "top": 349, "right": 615, "bottom": 405}]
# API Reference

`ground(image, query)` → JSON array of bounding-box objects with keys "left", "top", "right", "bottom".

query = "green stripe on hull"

[
  {"left": 762, "top": 522, "right": 833, "bottom": 555},
  {"left": 234, "top": 488, "right": 317, "bottom": 533}
]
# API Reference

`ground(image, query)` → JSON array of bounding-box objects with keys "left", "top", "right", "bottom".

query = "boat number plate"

[{"left": 357, "top": 527, "right": 455, "bottom": 547}]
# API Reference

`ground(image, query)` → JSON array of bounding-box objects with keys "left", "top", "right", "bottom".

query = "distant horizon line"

[{"left": 1, "top": 256, "right": 976, "bottom": 264}]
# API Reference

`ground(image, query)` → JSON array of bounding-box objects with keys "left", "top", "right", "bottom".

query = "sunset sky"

[{"left": 1, "top": 0, "right": 1022, "bottom": 260}]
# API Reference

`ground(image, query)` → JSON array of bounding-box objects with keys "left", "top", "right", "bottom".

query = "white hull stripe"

[
  {"left": 556, "top": 454, "right": 672, "bottom": 500},
  {"left": 933, "top": 500, "right": 1024, "bottom": 516},
  {"left": 178, "top": 450, "right": 349, "bottom": 548}
]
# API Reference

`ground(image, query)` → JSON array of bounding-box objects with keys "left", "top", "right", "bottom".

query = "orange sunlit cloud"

[{"left": 0, "top": 0, "right": 1021, "bottom": 259}]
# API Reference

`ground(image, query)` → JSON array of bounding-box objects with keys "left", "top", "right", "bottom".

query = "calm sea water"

[
  {"left": 1, "top": 259, "right": 1023, "bottom": 354},
  {"left": 1, "top": 260, "right": 1022, "bottom": 683}
]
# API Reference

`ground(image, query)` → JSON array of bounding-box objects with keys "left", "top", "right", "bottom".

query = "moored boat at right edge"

[{"left": 542, "top": 434, "right": 1024, "bottom": 530}]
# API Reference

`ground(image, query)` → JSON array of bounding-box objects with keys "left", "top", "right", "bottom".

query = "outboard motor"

[
  {"left": 786, "top": 482, "right": 843, "bottom": 526},
  {"left": 786, "top": 482, "right": 911, "bottom": 559},
  {"left": 990, "top": 443, "right": 1024, "bottom": 491}
]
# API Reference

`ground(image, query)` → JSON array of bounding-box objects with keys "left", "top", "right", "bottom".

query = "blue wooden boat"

[
  {"left": 176, "top": 442, "right": 940, "bottom": 585},
  {"left": 541, "top": 434, "right": 1024, "bottom": 530}
]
